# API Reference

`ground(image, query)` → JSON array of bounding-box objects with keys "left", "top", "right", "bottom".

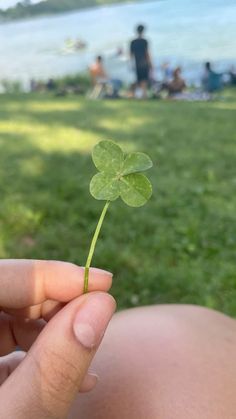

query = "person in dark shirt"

[
  {"left": 130, "top": 24, "right": 153, "bottom": 98},
  {"left": 202, "top": 62, "right": 223, "bottom": 93}
]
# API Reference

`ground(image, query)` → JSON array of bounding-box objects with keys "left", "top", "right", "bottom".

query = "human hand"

[{"left": 0, "top": 259, "right": 115, "bottom": 418}]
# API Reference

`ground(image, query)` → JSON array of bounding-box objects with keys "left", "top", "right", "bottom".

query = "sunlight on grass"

[
  {"left": 0, "top": 120, "right": 98, "bottom": 153},
  {"left": 3, "top": 100, "right": 83, "bottom": 113},
  {"left": 0, "top": 120, "right": 48, "bottom": 136},
  {"left": 98, "top": 115, "right": 152, "bottom": 132},
  {"left": 209, "top": 102, "right": 236, "bottom": 110},
  {"left": 31, "top": 126, "right": 98, "bottom": 153},
  {"left": 27, "top": 101, "right": 83, "bottom": 112}
]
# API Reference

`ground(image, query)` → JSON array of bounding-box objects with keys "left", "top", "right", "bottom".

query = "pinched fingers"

[
  {"left": 2, "top": 300, "right": 65, "bottom": 321},
  {"left": 0, "top": 314, "right": 46, "bottom": 355},
  {"left": 0, "top": 260, "right": 113, "bottom": 309}
]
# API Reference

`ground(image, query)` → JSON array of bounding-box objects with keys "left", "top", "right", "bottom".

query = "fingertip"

[
  {"left": 89, "top": 267, "right": 113, "bottom": 278},
  {"left": 85, "top": 267, "right": 113, "bottom": 292},
  {"left": 41, "top": 261, "right": 113, "bottom": 302},
  {"left": 79, "top": 372, "right": 99, "bottom": 393},
  {"left": 73, "top": 292, "right": 116, "bottom": 349}
]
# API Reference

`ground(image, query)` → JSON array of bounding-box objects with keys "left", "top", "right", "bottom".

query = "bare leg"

[
  {"left": 69, "top": 305, "right": 236, "bottom": 419},
  {"left": 139, "top": 81, "right": 148, "bottom": 98}
]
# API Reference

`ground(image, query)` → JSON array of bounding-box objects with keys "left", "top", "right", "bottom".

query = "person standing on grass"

[{"left": 130, "top": 24, "right": 153, "bottom": 98}]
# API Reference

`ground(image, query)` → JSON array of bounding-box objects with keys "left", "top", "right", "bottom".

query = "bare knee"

[{"left": 70, "top": 305, "right": 236, "bottom": 419}]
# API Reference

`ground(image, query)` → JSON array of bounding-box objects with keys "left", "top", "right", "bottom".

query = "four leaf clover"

[
  {"left": 90, "top": 140, "right": 153, "bottom": 207},
  {"left": 83, "top": 140, "right": 153, "bottom": 293}
]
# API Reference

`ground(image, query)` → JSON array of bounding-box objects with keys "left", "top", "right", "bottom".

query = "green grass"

[{"left": 0, "top": 93, "right": 236, "bottom": 315}]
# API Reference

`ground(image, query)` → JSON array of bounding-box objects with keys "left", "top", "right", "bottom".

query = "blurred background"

[{"left": 0, "top": 0, "right": 236, "bottom": 314}]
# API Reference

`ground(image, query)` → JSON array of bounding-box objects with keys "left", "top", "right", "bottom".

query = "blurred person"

[
  {"left": 202, "top": 61, "right": 212, "bottom": 89},
  {"left": 202, "top": 61, "right": 222, "bottom": 92},
  {"left": 89, "top": 55, "right": 108, "bottom": 86},
  {"left": 88, "top": 55, "right": 109, "bottom": 99},
  {"left": 30, "top": 79, "right": 37, "bottom": 92},
  {"left": 46, "top": 78, "right": 56, "bottom": 91},
  {"left": 130, "top": 24, "right": 153, "bottom": 98},
  {"left": 167, "top": 66, "right": 186, "bottom": 96},
  {"left": 229, "top": 65, "right": 236, "bottom": 86},
  {"left": 88, "top": 55, "right": 122, "bottom": 99},
  {"left": 161, "top": 61, "right": 172, "bottom": 83},
  {"left": 153, "top": 67, "right": 186, "bottom": 99}
]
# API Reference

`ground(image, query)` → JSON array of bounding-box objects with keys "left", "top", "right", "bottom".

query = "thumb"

[{"left": 0, "top": 292, "right": 116, "bottom": 419}]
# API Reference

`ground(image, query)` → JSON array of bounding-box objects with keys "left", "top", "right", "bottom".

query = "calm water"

[{"left": 0, "top": 0, "right": 236, "bottom": 87}]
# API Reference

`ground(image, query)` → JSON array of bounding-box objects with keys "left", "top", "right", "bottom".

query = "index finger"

[{"left": 0, "top": 260, "right": 112, "bottom": 309}]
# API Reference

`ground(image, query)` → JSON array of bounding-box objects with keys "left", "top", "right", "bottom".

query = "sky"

[{"left": 0, "top": 0, "right": 41, "bottom": 9}]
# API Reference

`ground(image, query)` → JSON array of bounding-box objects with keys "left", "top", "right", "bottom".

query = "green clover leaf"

[
  {"left": 83, "top": 140, "right": 154, "bottom": 293},
  {"left": 90, "top": 140, "right": 153, "bottom": 207}
]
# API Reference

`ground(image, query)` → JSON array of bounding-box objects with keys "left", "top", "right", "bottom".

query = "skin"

[
  {"left": 0, "top": 259, "right": 115, "bottom": 418},
  {"left": 70, "top": 305, "right": 236, "bottom": 419},
  {"left": 89, "top": 58, "right": 107, "bottom": 86},
  {"left": 1, "top": 260, "right": 236, "bottom": 418}
]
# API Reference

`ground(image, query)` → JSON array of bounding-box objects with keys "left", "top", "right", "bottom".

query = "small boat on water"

[{"left": 62, "top": 38, "right": 87, "bottom": 54}]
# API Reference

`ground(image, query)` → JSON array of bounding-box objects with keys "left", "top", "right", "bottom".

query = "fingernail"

[
  {"left": 79, "top": 372, "right": 99, "bottom": 393},
  {"left": 86, "top": 372, "right": 99, "bottom": 387},
  {"left": 73, "top": 293, "right": 116, "bottom": 349},
  {"left": 85, "top": 267, "right": 113, "bottom": 278}
]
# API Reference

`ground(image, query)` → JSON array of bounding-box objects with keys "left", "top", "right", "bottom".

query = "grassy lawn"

[{"left": 0, "top": 93, "right": 236, "bottom": 315}]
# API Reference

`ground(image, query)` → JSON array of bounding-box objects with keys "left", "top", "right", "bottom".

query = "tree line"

[{"left": 0, "top": 0, "right": 137, "bottom": 21}]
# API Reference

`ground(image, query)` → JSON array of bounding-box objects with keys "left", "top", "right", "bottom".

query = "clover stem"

[{"left": 83, "top": 200, "right": 111, "bottom": 293}]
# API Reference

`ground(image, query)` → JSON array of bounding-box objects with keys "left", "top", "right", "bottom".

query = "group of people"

[
  {"left": 89, "top": 23, "right": 235, "bottom": 100},
  {"left": 89, "top": 24, "right": 155, "bottom": 99},
  {"left": 28, "top": 23, "right": 235, "bottom": 99}
]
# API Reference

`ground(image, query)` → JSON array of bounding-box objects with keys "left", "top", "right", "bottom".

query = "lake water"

[{"left": 0, "top": 0, "right": 236, "bottom": 88}]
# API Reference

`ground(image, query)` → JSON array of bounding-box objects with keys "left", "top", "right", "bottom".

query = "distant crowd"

[
  {"left": 88, "top": 24, "right": 236, "bottom": 100},
  {"left": 28, "top": 23, "right": 236, "bottom": 100}
]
